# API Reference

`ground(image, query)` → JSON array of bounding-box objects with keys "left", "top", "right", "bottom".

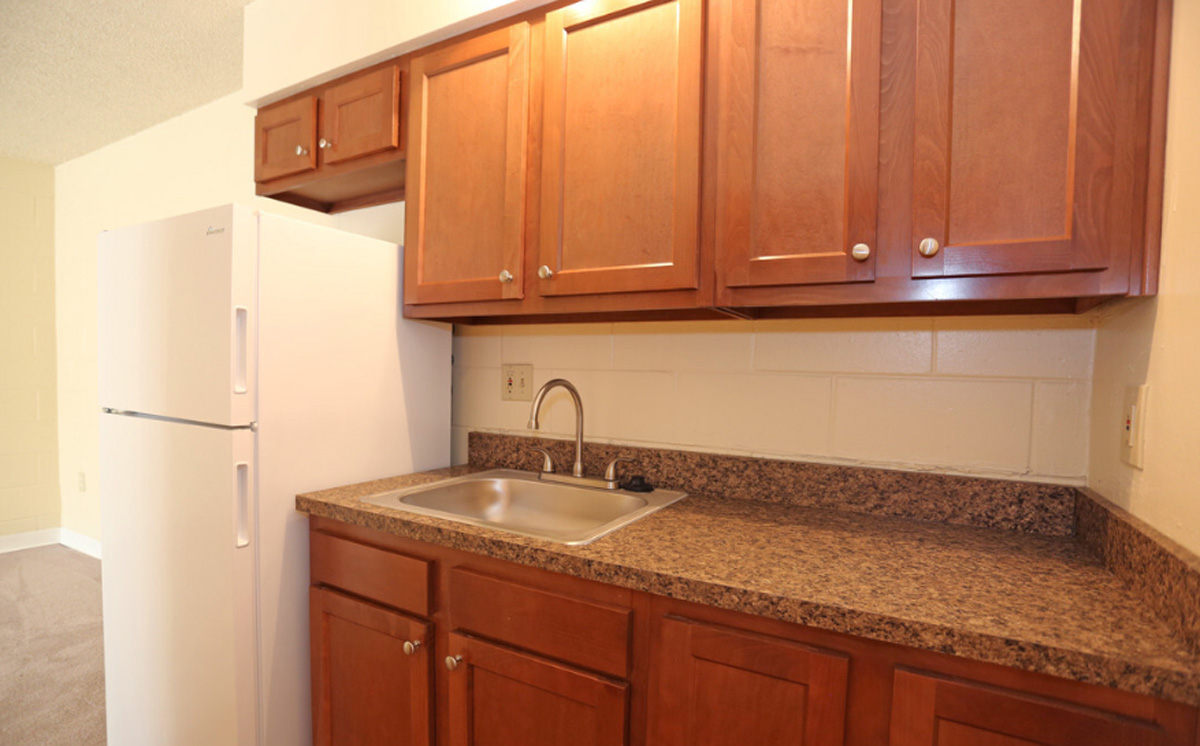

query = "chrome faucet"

[{"left": 528, "top": 379, "right": 585, "bottom": 477}]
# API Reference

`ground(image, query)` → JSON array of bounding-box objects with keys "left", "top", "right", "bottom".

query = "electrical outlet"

[
  {"left": 1120, "top": 385, "right": 1149, "bottom": 469},
  {"left": 501, "top": 364, "right": 533, "bottom": 401}
]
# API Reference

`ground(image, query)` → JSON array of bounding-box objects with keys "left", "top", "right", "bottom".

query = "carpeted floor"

[{"left": 0, "top": 545, "right": 106, "bottom": 745}]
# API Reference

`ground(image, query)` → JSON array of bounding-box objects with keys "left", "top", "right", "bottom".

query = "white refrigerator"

[{"left": 97, "top": 204, "right": 450, "bottom": 746}]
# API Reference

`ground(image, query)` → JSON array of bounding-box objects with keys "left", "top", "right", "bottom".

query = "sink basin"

[{"left": 361, "top": 469, "right": 686, "bottom": 545}]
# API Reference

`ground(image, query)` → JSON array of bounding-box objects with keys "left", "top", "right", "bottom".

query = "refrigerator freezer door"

[
  {"left": 100, "top": 414, "right": 257, "bottom": 746},
  {"left": 98, "top": 204, "right": 257, "bottom": 426}
]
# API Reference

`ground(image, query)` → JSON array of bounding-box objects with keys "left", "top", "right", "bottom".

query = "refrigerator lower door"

[{"left": 100, "top": 414, "right": 257, "bottom": 746}]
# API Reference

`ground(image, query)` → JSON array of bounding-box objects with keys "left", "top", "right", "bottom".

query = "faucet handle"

[
  {"left": 604, "top": 457, "right": 635, "bottom": 483},
  {"left": 531, "top": 447, "right": 555, "bottom": 474}
]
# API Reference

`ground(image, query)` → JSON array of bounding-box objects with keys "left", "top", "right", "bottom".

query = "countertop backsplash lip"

[
  {"left": 297, "top": 439, "right": 1200, "bottom": 707},
  {"left": 1075, "top": 487, "right": 1200, "bottom": 655},
  {"left": 467, "top": 431, "right": 1078, "bottom": 537}
]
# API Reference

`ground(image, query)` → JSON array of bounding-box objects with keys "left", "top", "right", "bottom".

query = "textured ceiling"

[{"left": 0, "top": 0, "right": 251, "bottom": 165}]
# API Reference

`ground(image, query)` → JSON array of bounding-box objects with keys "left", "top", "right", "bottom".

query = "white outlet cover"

[
  {"left": 501, "top": 364, "right": 534, "bottom": 402},
  {"left": 1120, "top": 384, "right": 1149, "bottom": 469}
]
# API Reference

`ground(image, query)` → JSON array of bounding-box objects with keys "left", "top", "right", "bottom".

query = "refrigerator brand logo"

[{"left": 206, "top": 226, "right": 225, "bottom": 235}]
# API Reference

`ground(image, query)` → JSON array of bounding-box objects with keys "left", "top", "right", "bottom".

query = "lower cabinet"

[
  {"left": 649, "top": 616, "right": 849, "bottom": 746},
  {"left": 307, "top": 519, "right": 1199, "bottom": 746},
  {"left": 309, "top": 586, "right": 431, "bottom": 746},
  {"left": 890, "top": 669, "right": 1189, "bottom": 746},
  {"left": 445, "top": 632, "right": 628, "bottom": 746}
]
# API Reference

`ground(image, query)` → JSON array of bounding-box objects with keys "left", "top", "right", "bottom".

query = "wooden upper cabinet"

[
  {"left": 405, "top": 24, "right": 531, "bottom": 305},
  {"left": 537, "top": 0, "right": 704, "bottom": 297},
  {"left": 716, "top": 0, "right": 881, "bottom": 290},
  {"left": 255, "top": 95, "right": 318, "bottom": 182},
  {"left": 322, "top": 65, "right": 403, "bottom": 166},
  {"left": 445, "top": 632, "right": 628, "bottom": 746},
  {"left": 309, "top": 587, "right": 431, "bottom": 746},
  {"left": 890, "top": 669, "right": 1189, "bottom": 746},
  {"left": 649, "top": 617, "right": 849, "bottom": 746},
  {"left": 911, "top": 0, "right": 1126, "bottom": 279}
]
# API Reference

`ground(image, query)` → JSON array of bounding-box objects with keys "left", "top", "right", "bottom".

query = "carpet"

[{"left": 0, "top": 544, "right": 105, "bottom": 745}]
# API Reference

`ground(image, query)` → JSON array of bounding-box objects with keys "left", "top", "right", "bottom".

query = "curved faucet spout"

[{"left": 527, "top": 379, "right": 585, "bottom": 477}]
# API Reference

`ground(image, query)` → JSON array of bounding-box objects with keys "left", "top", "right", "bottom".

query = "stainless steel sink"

[{"left": 361, "top": 469, "right": 686, "bottom": 545}]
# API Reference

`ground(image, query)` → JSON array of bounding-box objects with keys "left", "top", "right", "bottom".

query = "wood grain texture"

[
  {"left": 716, "top": 0, "right": 880, "bottom": 289},
  {"left": 254, "top": 95, "right": 317, "bottom": 182},
  {"left": 890, "top": 668, "right": 1189, "bottom": 746},
  {"left": 447, "top": 567, "right": 633, "bottom": 678},
  {"left": 405, "top": 23, "right": 531, "bottom": 305},
  {"left": 649, "top": 615, "right": 849, "bottom": 746},
  {"left": 321, "top": 64, "right": 402, "bottom": 166},
  {"left": 446, "top": 632, "right": 628, "bottom": 746},
  {"left": 309, "top": 587, "right": 431, "bottom": 746},
  {"left": 538, "top": 0, "right": 703, "bottom": 296},
  {"left": 310, "top": 530, "right": 430, "bottom": 616}
]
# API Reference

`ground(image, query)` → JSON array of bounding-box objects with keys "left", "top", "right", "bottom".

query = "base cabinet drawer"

[
  {"left": 310, "top": 531, "right": 431, "bottom": 616},
  {"left": 890, "top": 669, "right": 1194, "bottom": 746}
]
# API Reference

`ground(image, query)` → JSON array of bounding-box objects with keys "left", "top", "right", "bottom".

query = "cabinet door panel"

[
  {"left": 310, "top": 587, "right": 431, "bottom": 746},
  {"left": 255, "top": 95, "right": 317, "bottom": 182},
  {"left": 446, "top": 633, "right": 628, "bottom": 746},
  {"left": 322, "top": 65, "right": 402, "bottom": 166},
  {"left": 538, "top": 0, "right": 702, "bottom": 297},
  {"left": 891, "top": 669, "right": 1175, "bottom": 746},
  {"left": 717, "top": 0, "right": 880, "bottom": 288},
  {"left": 405, "top": 24, "right": 530, "bottom": 304},
  {"left": 650, "top": 616, "right": 849, "bottom": 746},
  {"left": 912, "top": 0, "right": 1122, "bottom": 279}
]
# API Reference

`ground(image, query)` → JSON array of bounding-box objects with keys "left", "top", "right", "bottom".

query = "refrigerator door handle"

[
  {"left": 234, "top": 462, "right": 250, "bottom": 548},
  {"left": 233, "top": 307, "right": 248, "bottom": 395}
]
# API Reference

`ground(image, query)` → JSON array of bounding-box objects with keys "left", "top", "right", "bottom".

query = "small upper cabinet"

[
  {"left": 254, "top": 62, "right": 407, "bottom": 214},
  {"left": 254, "top": 95, "right": 318, "bottom": 183},
  {"left": 321, "top": 65, "right": 403, "bottom": 167},
  {"left": 404, "top": 23, "right": 532, "bottom": 306},
  {"left": 536, "top": 0, "right": 704, "bottom": 298},
  {"left": 909, "top": 0, "right": 1136, "bottom": 281},
  {"left": 715, "top": 0, "right": 881, "bottom": 291}
]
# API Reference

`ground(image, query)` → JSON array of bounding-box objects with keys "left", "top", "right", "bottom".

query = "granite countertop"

[{"left": 297, "top": 464, "right": 1200, "bottom": 706}]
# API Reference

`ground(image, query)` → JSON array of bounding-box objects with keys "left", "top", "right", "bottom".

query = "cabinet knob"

[
  {"left": 402, "top": 640, "right": 421, "bottom": 656},
  {"left": 851, "top": 243, "right": 871, "bottom": 262},
  {"left": 444, "top": 655, "right": 463, "bottom": 671},
  {"left": 918, "top": 237, "right": 941, "bottom": 257},
  {"left": 537, "top": 265, "right": 554, "bottom": 280},
  {"left": 294, "top": 145, "right": 309, "bottom": 157},
  {"left": 499, "top": 270, "right": 514, "bottom": 283},
  {"left": 319, "top": 137, "right": 333, "bottom": 150}
]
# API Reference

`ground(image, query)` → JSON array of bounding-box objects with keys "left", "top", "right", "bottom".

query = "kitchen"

[{"left": 2, "top": 0, "right": 1199, "bottom": 743}]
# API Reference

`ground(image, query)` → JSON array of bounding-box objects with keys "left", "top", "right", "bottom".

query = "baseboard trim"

[
  {"left": 0, "top": 529, "right": 62, "bottom": 554},
  {"left": 59, "top": 529, "right": 103, "bottom": 559}
]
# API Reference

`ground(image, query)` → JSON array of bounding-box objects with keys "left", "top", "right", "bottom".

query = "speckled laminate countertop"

[{"left": 297, "top": 465, "right": 1200, "bottom": 706}]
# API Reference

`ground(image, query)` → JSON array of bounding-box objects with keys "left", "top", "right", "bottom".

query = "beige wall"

[
  {"left": 0, "top": 156, "right": 59, "bottom": 537},
  {"left": 452, "top": 316, "right": 1095, "bottom": 483},
  {"left": 1089, "top": 2, "right": 1200, "bottom": 555}
]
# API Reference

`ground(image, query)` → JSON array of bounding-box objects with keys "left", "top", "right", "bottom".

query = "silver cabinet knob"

[
  {"left": 537, "top": 265, "right": 554, "bottom": 280},
  {"left": 294, "top": 145, "right": 309, "bottom": 156},
  {"left": 444, "top": 655, "right": 463, "bottom": 671},
  {"left": 318, "top": 138, "right": 333, "bottom": 149},
  {"left": 402, "top": 640, "right": 421, "bottom": 656},
  {"left": 918, "top": 238, "right": 941, "bottom": 257},
  {"left": 851, "top": 243, "right": 871, "bottom": 261},
  {"left": 499, "top": 270, "right": 514, "bottom": 283}
]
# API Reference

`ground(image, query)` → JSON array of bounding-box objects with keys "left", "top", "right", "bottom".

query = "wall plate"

[
  {"left": 501, "top": 364, "right": 533, "bottom": 401},
  {"left": 1121, "top": 384, "right": 1149, "bottom": 469}
]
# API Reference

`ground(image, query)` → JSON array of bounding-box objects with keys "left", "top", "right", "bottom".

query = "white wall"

[
  {"left": 452, "top": 317, "right": 1095, "bottom": 482},
  {"left": 1088, "top": 2, "right": 1200, "bottom": 555},
  {"left": 0, "top": 156, "right": 59, "bottom": 538}
]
